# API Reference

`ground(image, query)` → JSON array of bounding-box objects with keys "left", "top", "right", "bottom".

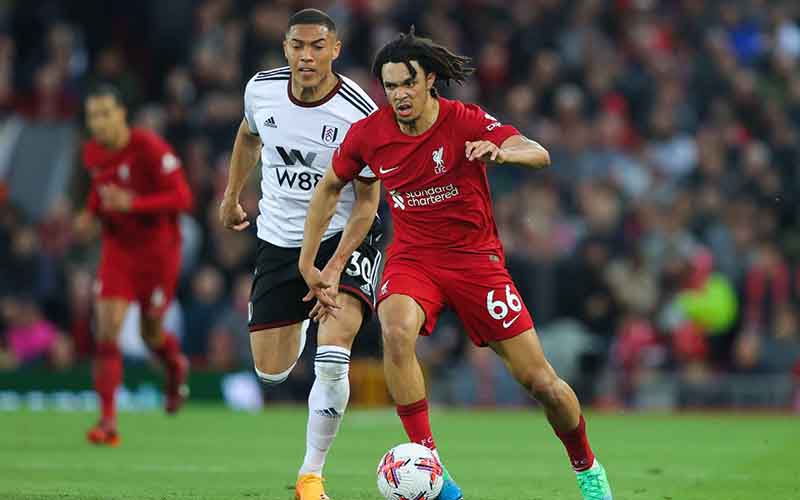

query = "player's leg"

[
  {"left": 138, "top": 251, "right": 188, "bottom": 414},
  {"left": 250, "top": 321, "right": 308, "bottom": 384},
  {"left": 296, "top": 292, "right": 362, "bottom": 497},
  {"left": 489, "top": 331, "right": 613, "bottom": 499},
  {"left": 378, "top": 294, "right": 427, "bottom": 407},
  {"left": 296, "top": 226, "right": 381, "bottom": 499},
  {"left": 378, "top": 273, "right": 462, "bottom": 500},
  {"left": 87, "top": 297, "right": 128, "bottom": 446},
  {"left": 140, "top": 314, "right": 188, "bottom": 414}
]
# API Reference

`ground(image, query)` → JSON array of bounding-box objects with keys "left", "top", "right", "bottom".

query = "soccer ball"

[{"left": 376, "top": 442, "right": 444, "bottom": 500}]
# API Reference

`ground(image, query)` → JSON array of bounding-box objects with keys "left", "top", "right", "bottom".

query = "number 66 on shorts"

[{"left": 378, "top": 258, "right": 534, "bottom": 347}]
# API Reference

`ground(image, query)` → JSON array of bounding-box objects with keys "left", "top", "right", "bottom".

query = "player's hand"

[
  {"left": 73, "top": 210, "right": 96, "bottom": 240},
  {"left": 465, "top": 140, "right": 505, "bottom": 163},
  {"left": 219, "top": 197, "right": 250, "bottom": 231},
  {"left": 301, "top": 265, "right": 341, "bottom": 321},
  {"left": 309, "top": 263, "right": 342, "bottom": 322},
  {"left": 98, "top": 184, "right": 133, "bottom": 212}
]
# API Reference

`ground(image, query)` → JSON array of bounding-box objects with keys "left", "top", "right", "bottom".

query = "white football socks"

[{"left": 298, "top": 345, "right": 351, "bottom": 476}]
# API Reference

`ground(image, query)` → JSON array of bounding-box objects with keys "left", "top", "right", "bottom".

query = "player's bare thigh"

[
  {"left": 377, "top": 294, "right": 426, "bottom": 356},
  {"left": 317, "top": 292, "right": 363, "bottom": 350},
  {"left": 95, "top": 298, "right": 130, "bottom": 342},
  {"left": 488, "top": 328, "right": 558, "bottom": 388},
  {"left": 250, "top": 322, "right": 305, "bottom": 374}
]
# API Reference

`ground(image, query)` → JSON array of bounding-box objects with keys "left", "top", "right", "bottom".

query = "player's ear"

[
  {"left": 426, "top": 71, "right": 436, "bottom": 91},
  {"left": 282, "top": 38, "right": 289, "bottom": 61},
  {"left": 332, "top": 39, "right": 342, "bottom": 61}
]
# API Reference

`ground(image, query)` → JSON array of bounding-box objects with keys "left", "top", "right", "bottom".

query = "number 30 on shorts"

[
  {"left": 345, "top": 250, "right": 378, "bottom": 282},
  {"left": 486, "top": 285, "right": 522, "bottom": 320}
]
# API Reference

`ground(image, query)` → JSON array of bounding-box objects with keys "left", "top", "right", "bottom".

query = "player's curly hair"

[{"left": 371, "top": 26, "right": 474, "bottom": 97}]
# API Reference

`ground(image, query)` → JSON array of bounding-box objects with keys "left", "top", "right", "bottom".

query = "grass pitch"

[{"left": 0, "top": 405, "right": 795, "bottom": 499}]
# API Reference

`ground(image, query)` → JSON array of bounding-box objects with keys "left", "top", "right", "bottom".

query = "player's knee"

[
  {"left": 519, "top": 366, "right": 561, "bottom": 403},
  {"left": 381, "top": 324, "right": 417, "bottom": 365},
  {"left": 254, "top": 363, "right": 294, "bottom": 386}
]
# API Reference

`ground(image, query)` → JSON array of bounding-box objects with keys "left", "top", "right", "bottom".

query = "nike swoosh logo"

[
  {"left": 502, "top": 314, "right": 521, "bottom": 329},
  {"left": 379, "top": 165, "right": 399, "bottom": 174}
]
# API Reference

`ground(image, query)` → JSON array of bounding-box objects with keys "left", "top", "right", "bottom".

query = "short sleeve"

[
  {"left": 332, "top": 122, "right": 369, "bottom": 182},
  {"left": 243, "top": 78, "right": 259, "bottom": 135},
  {"left": 462, "top": 103, "right": 519, "bottom": 146},
  {"left": 355, "top": 165, "right": 377, "bottom": 183}
]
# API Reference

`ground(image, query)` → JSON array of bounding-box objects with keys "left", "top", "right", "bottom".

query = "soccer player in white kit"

[{"left": 218, "top": 9, "right": 380, "bottom": 500}]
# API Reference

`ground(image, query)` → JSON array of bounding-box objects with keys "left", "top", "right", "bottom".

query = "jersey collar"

[{"left": 287, "top": 73, "right": 342, "bottom": 108}]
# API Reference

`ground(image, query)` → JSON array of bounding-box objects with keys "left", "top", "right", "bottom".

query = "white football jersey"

[{"left": 244, "top": 66, "right": 377, "bottom": 247}]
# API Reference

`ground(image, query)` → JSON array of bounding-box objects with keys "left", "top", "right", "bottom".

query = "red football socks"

[
  {"left": 150, "top": 332, "right": 181, "bottom": 370},
  {"left": 94, "top": 341, "right": 122, "bottom": 428},
  {"left": 554, "top": 415, "right": 595, "bottom": 471},
  {"left": 396, "top": 398, "right": 437, "bottom": 450}
]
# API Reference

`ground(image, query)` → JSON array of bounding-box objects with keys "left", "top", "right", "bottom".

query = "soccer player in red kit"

[
  {"left": 299, "top": 30, "right": 613, "bottom": 499},
  {"left": 80, "top": 85, "right": 192, "bottom": 446}
]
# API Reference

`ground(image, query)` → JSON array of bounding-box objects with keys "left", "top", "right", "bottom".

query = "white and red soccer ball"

[{"left": 376, "top": 443, "right": 444, "bottom": 500}]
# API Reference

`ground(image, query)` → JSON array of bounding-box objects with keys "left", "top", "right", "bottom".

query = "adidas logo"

[
  {"left": 360, "top": 283, "right": 371, "bottom": 294},
  {"left": 315, "top": 407, "right": 340, "bottom": 418},
  {"left": 264, "top": 116, "right": 277, "bottom": 128}
]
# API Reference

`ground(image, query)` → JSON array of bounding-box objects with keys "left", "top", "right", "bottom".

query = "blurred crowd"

[{"left": 1, "top": 0, "right": 800, "bottom": 409}]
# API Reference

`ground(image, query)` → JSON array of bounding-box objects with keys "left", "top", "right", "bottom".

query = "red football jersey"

[
  {"left": 332, "top": 98, "right": 519, "bottom": 263},
  {"left": 83, "top": 128, "right": 192, "bottom": 256}
]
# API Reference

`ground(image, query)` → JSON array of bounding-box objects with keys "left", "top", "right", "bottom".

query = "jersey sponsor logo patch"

[
  {"left": 390, "top": 183, "right": 460, "bottom": 210},
  {"left": 275, "top": 146, "right": 316, "bottom": 167},
  {"left": 486, "top": 121, "right": 501, "bottom": 131},
  {"left": 162, "top": 153, "right": 179, "bottom": 173},
  {"left": 274, "top": 169, "right": 322, "bottom": 191},
  {"left": 389, "top": 190, "right": 405, "bottom": 210},
  {"left": 379, "top": 165, "right": 400, "bottom": 175},
  {"left": 432, "top": 146, "right": 446, "bottom": 174},
  {"left": 321, "top": 125, "right": 339, "bottom": 144},
  {"left": 263, "top": 116, "right": 277, "bottom": 128}
]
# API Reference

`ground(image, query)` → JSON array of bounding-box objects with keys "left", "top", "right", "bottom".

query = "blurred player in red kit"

[
  {"left": 300, "top": 30, "right": 613, "bottom": 500},
  {"left": 79, "top": 85, "right": 192, "bottom": 446}
]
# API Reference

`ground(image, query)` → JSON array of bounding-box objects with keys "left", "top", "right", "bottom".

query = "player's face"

[
  {"left": 283, "top": 24, "right": 341, "bottom": 88},
  {"left": 85, "top": 95, "right": 126, "bottom": 146},
  {"left": 381, "top": 61, "right": 435, "bottom": 124}
]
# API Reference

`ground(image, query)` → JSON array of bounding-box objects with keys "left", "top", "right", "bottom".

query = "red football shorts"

[
  {"left": 377, "top": 254, "right": 534, "bottom": 346},
  {"left": 95, "top": 246, "right": 180, "bottom": 318}
]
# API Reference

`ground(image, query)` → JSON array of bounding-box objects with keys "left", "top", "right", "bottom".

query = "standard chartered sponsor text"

[{"left": 404, "top": 183, "right": 460, "bottom": 207}]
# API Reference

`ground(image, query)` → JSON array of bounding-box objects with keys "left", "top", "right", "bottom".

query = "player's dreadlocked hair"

[{"left": 371, "top": 26, "right": 474, "bottom": 97}]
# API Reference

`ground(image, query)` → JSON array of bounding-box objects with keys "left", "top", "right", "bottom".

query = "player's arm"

[
  {"left": 465, "top": 134, "right": 550, "bottom": 168},
  {"left": 304, "top": 176, "right": 380, "bottom": 321},
  {"left": 325, "top": 178, "right": 380, "bottom": 275},
  {"left": 219, "top": 118, "right": 261, "bottom": 230},
  {"left": 298, "top": 166, "right": 350, "bottom": 310},
  {"left": 125, "top": 169, "right": 192, "bottom": 214},
  {"left": 98, "top": 139, "right": 193, "bottom": 214}
]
